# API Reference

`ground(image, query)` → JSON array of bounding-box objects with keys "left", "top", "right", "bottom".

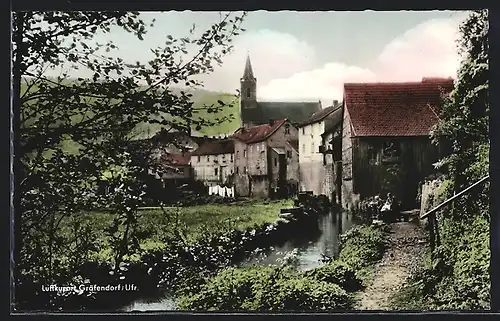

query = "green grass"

[{"left": 59, "top": 199, "right": 293, "bottom": 263}]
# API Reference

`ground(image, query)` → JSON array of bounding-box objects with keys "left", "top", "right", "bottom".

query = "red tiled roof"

[
  {"left": 287, "top": 139, "right": 299, "bottom": 152},
  {"left": 161, "top": 153, "right": 191, "bottom": 166},
  {"left": 190, "top": 139, "right": 234, "bottom": 156},
  {"left": 297, "top": 104, "right": 340, "bottom": 127},
  {"left": 344, "top": 78, "right": 454, "bottom": 137},
  {"left": 232, "top": 119, "right": 287, "bottom": 144}
]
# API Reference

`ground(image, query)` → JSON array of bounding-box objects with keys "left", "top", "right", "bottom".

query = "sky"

[{"left": 52, "top": 10, "right": 470, "bottom": 104}]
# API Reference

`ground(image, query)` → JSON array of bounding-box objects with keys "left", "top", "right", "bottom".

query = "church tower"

[{"left": 240, "top": 54, "right": 257, "bottom": 127}]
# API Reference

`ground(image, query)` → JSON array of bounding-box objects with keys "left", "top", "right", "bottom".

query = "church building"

[{"left": 239, "top": 55, "right": 322, "bottom": 127}]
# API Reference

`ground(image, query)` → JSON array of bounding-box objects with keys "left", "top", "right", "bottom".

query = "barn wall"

[
  {"left": 352, "top": 136, "right": 440, "bottom": 208},
  {"left": 341, "top": 110, "right": 360, "bottom": 210}
]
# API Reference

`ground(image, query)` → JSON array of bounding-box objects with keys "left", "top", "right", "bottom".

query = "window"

[
  {"left": 236, "top": 151, "right": 240, "bottom": 159},
  {"left": 368, "top": 146, "right": 376, "bottom": 163},
  {"left": 230, "top": 154, "right": 234, "bottom": 162},
  {"left": 207, "top": 155, "right": 210, "bottom": 162},
  {"left": 274, "top": 158, "right": 277, "bottom": 166},
  {"left": 302, "top": 127, "right": 305, "bottom": 135},
  {"left": 244, "top": 166, "right": 247, "bottom": 173},
  {"left": 197, "top": 156, "right": 201, "bottom": 162},
  {"left": 243, "top": 149, "right": 247, "bottom": 157},
  {"left": 285, "top": 124, "right": 290, "bottom": 135},
  {"left": 214, "top": 168, "right": 218, "bottom": 176},
  {"left": 287, "top": 150, "right": 292, "bottom": 158},
  {"left": 382, "top": 140, "right": 401, "bottom": 163},
  {"left": 302, "top": 144, "right": 306, "bottom": 153},
  {"left": 246, "top": 88, "right": 251, "bottom": 98},
  {"left": 236, "top": 167, "right": 239, "bottom": 174},
  {"left": 256, "top": 144, "right": 260, "bottom": 152}
]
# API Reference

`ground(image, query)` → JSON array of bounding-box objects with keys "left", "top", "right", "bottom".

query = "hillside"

[
  {"left": 20, "top": 79, "right": 241, "bottom": 142},
  {"left": 130, "top": 88, "right": 240, "bottom": 140}
]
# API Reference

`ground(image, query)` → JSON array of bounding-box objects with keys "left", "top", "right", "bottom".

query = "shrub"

[
  {"left": 395, "top": 216, "right": 490, "bottom": 310},
  {"left": 177, "top": 266, "right": 354, "bottom": 311},
  {"left": 303, "top": 260, "right": 362, "bottom": 292},
  {"left": 338, "top": 225, "right": 389, "bottom": 270}
]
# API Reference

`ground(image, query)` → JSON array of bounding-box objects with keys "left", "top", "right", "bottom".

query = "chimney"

[
  {"left": 422, "top": 77, "right": 453, "bottom": 83},
  {"left": 333, "top": 100, "right": 339, "bottom": 106},
  {"left": 268, "top": 119, "right": 274, "bottom": 126}
]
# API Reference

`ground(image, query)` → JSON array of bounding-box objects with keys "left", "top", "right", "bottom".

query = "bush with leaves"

[
  {"left": 393, "top": 216, "right": 490, "bottom": 310},
  {"left": 177, "top": 266, "right": 353, "bottom": 311},
  {"left": 303, "top": 260, "right": 362, "bottom": 292},
  {"left": 338, "top": 225, "right": 389, "bottom": 270},
  {"left": 13, "top": 10, "right": 248, "bottom": 311}
]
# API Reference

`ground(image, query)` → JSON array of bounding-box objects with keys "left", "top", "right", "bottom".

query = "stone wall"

[
  {"left": 299, "top": 161, "right": 325, "bottom": 195},
  {"left": 341, "top": 110, "right": 358, "bottom": 210},
  {"left": 420, "top": 178, "right": 445, "bottom": 216}
]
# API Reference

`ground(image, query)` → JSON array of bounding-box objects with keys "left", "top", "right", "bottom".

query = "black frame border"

[{"left": 6, "top": 0, "right": 500, "bottom": 319}]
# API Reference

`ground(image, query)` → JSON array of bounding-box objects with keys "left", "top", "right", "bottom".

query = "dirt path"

[{"left": 355, "top": 221, "right": 427, "bottom": 310}]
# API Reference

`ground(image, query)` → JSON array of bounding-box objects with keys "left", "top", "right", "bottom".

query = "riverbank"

[
  {"left": 176, "top": 222, "right": 390, "bottom": 311},
  {"left": 17, "top": 197, "right": 334, "bottom": 312}
]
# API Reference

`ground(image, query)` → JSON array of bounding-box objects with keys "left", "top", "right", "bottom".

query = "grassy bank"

[
  {"left": 59, "top": 199, "right": 293, "bottom": 263},
  {"left": 177, "top": 223, "right": 390, "bottom": 311}
]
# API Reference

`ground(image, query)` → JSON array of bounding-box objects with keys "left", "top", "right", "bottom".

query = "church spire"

[{"left": 242, "top": 54, "right": 255, "bottom": 80}]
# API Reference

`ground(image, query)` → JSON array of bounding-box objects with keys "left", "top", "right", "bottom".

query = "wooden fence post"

[
  {"left": 428, "top": 212, "right": 436, "bottom": 258},
  {"left": 434, "top": 214, "right": 441, "bottom": 247}
]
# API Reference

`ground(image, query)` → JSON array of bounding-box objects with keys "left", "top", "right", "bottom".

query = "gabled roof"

[
  {"left": 190, "top": 138, "right": 234, "bottom": 156},
  {"left": 344, "top": 77, "right": 454, "bottom": 137},
  {"left": 241, "top": 101, "right": 321, "bottom": 126},
  {"left": 161, "top": 153, "right": 191, "bottom": 166},
  {"left": 297, "top": 104, "right": 341, "bottom": 127},
  {"left": 287, "top": 139, "right": 299, "bottom": 152},
  {"left": 232, "top": 119, "right": 287, "bottom": 144},
  {"left": 271, "top": 147, "right": 286, "bottom": 155}
]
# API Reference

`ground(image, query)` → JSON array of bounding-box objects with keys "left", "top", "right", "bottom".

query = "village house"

[
  {"left": 190, "top": 138, "right": 235, "bottom": 187},
  {"left": 231, "top": 119, "right": 299, "bottom": 198},
  {"left": 340, "top": 77, "right": 454, "bottom": 211},
  {"left": 239, "top": 55, "right": 321, "bottom": 127},
  {"left": 297, "top": 101, "right": 343, "bottom": 202},
  {"left": 152, "top": 153, "right": 192, "bottom": 186}
]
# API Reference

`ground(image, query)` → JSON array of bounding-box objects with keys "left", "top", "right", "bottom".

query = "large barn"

[{"left": 341, "top": 77, "right": 454, "bottom": 211}]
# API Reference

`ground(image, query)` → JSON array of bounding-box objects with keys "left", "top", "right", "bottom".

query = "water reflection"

[
  {"left": 123, "top": 209, "right": 358, "bottom": 311},
  {"left": 239, "top": 210, "right": 358, "bottom": 271}
]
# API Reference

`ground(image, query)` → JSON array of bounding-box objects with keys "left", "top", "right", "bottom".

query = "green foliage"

[
  {"left": 392, "top": 216, "right": 490, "bottom": 310},
  {"left": 338, "top": 225, "right": 389, "bottom": 270},
  {"left": 13, "top": 10, "right": 248, "bottom": 310},
  {"left": 303, "top": 260, "right": 362, "bottom": 292},
  {"left": 431, "top": 10, "right": 488, "bottom": 198},
  {"left": 177, "top": 266, "right": 353, "bottom": 311}
]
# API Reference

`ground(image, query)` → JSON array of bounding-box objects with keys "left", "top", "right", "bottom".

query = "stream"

[{"left": 122, "top": 209, "right": 359, "bottom": 312}]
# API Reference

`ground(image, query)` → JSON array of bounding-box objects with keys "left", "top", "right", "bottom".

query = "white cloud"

[
  {"left": 224, "top": 17, "right": 464, "bottom": 104},
  {"left": 198, "top": 29, "right": 316, "bottom": 94},
  {"left": 372, "top": 18, "right": 461, "bottom": 82}
]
